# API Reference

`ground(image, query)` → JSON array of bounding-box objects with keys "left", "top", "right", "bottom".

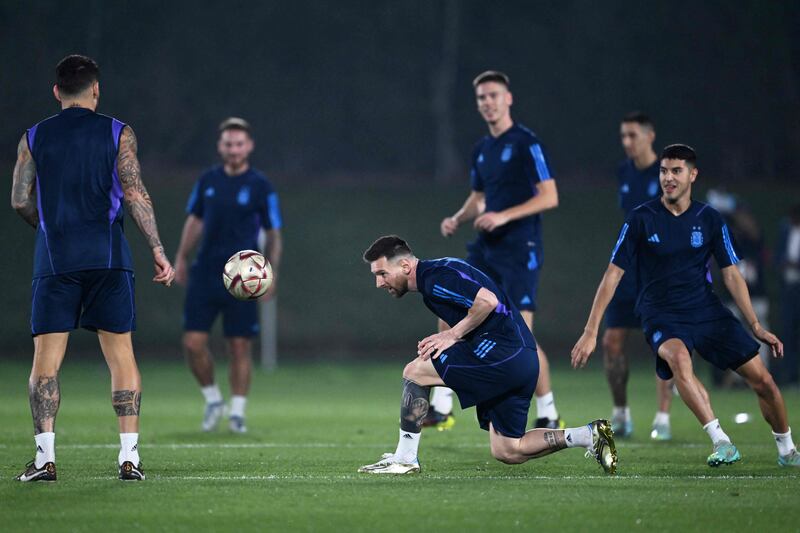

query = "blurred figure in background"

[
  {"left": 706, "top": 189, "right": 771, "bottom": 387},
  {"left": 775, "top": 204, "right": 800, "bottom": 386},
  {"left": 174, "top": 118, "right": 283, "bottom": 434},
  {"left": 604, "top": 112, "right": 674, "bottom": 440}
]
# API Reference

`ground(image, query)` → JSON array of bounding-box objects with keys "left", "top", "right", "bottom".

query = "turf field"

[{"left": 1, "top": 358, "right": 798, "bottom": 532}]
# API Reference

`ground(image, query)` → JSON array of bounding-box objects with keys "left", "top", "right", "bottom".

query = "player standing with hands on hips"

[
  {"left": 435, "top": 71, "right": 563, "bottom": 430},
  {"left": 12, "top": 55, "right": 175, "bottom": 482},
  {"left": 174, "top": 118, "right": 283, "bottom": 434},
  {"left": 572, "top": 144, "right": 799, "bottom": 468}
]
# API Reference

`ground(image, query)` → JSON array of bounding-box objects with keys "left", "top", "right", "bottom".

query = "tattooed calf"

[
  {"left": 29, "top": 376, "right": 60, "bottom": 434},
  {"left": 112, "top": 390, "right": 142, "bottom": 417}
]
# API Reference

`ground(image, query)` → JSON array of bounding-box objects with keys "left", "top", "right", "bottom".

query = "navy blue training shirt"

[
  {"left": 27, "top": 108, "right": 133, "bottom": 278},
  {"left": 609, "top": 199, "right": 740, "bottom": 327},
  {"left": 470, "top": 123, "right": 554, "bottom": 244},
  {"left": 187, "top": 165, "right": 282, "bottom": 270},
  {"left": 617, "top": 158, "right": 661, "bottom": 215},
  {"left": 416, "top": 257, "right": 536, "bottom": 348}
]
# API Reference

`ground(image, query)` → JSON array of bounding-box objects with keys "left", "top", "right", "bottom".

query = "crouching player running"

[
  {"left": 572, "top": 144, "right": 799, "bottom": 467},
  {"left": 358, "top": 236, "right": 616, "bottom": 474}
]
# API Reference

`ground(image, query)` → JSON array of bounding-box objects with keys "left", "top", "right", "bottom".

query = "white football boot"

[{"left": 358, "top": 453, "right": 420, "bottom": 474}]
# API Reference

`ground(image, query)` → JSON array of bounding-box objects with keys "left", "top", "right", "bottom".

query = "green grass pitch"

[{"left": 1, "top": 358, "right": 798, "bottom": 531}]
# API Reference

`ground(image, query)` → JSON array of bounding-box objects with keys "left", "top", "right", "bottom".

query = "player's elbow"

[{"left": 474, "top": 289, "right": 499, "bottom": 312}]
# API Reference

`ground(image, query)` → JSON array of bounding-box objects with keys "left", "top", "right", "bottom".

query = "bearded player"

[{"left": 174, "top": 118, "right": 282, "bottom": 434}]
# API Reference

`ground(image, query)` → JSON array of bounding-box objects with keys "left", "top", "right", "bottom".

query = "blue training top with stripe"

[
  {"left": 609, "top": 198, "right": 740, "bottom": 327},
  {"left": 469, "top": 123, "right": 553, "bottom": 245},
  {"left": 27, "top": 107, "right": 133, "bottom": 278},
  {"left": 416, "top": 258, "right": 536, "bottom": 348},
  {"left": 187, "top": 165, "right": 282, "bottom": 271},
  {"left": 617, "top": 158, "right": 661, "bottom": 215}
]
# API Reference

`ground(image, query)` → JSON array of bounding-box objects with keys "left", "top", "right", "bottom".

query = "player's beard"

[{"left": 386, "top": 281, "right": 408, "bottom": 298}]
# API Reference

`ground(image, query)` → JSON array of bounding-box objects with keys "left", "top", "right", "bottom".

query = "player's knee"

[
  {"left": 182, "top": 335, "right": 206, "bottom": 357},
  {"left": 747, "top": 371, "right": 777, "bottom": 396},
  {"left": 602, "top": 332, "right": 624, "bottom": 357},
  {"left": 490, "top": 443, "right": 523, "bottom": 465},
  {"left": 402, "top": 361, "right": 420, "bottom": 382}
]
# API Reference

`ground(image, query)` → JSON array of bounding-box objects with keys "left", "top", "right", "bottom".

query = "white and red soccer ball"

[{"left": 222, "top": 250, "right": 273, "bottom": 300}]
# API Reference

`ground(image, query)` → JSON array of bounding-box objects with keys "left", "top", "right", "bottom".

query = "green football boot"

[
  {"left": 707, "top": 441, "right": 740, "bottom": 467},
  {"left": 778, "top": 448, "right": 800, "bottom": 467}
]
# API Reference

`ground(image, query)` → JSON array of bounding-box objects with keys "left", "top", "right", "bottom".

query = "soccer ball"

[{"left": 223, "top": 250, "right": 273, "bottom": 300}]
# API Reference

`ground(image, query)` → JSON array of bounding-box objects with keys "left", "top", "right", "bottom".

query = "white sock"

[
  {"left": 536, "top": 392, "right": 559, "bottom": 420},
  {"left": 394, "top": 429, "right": 421, "bottom": 463},
  {"left": 612, "top": 406, "right": 631, "bottom": 420},
  {"left": 201, "top": 384, "right": 223, "bottom": 404},
  {"left": 773, "top": 428, "right": 796, "bottom": 456},
  {"left": 703, "top": 418, "right": 731, "bottom": 445},
  {"left": 564, "top": 425, "right": 592, "bottom": 448},
  {"left": 230, "top": 395, "right": 247, "bottom": 418},
  {"left": 653, "top": 411, "right": 670, "bottom": 426},
  {"left": 430, "top": 387, "right": 453, "bottom": 414},
  {"left": 34, "top": 432, "right": 55, "bottom": 468},
  {"left": 119, "top": 433, "right": 140, "bottom": 465}
]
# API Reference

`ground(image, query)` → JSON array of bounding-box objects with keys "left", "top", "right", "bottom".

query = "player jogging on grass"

[
  {"left": 12, "top": 55, "right": 175, "bottom": 482},
  {"left": 174, "top": 118, "right": 282, "bottom": 434},
  {"left": 358, "top": 235, "right": 616, "bottom": 475},
  {"left": 433, "top": 70, "right": 563, "bottom": 431},
  {"left": 572, "top": 144, "right": 800, "bottom": 467},
  {"left": 604, "top": 112, "right": 674, "bottom": 440}
]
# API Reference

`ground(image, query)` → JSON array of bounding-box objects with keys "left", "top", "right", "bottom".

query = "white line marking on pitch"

[
  {"left": 2, "top": 442, "right": 779, "bottom": 450},
  {"left": 78, "top": 473, "right": 793, "bottom": 482}
]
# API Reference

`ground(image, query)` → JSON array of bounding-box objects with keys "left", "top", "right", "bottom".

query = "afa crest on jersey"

[
  {"left": 690, "top": 226, "right": 703, "bottom": 248},
  {"left": 237, "top": 186, "right": 250, "bottom": 205},
  {"left": 501, "top": 144, "right": 513, "bottom": 162}
]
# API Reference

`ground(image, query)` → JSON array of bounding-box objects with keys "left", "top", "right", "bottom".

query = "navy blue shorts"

[
  {"left": 605, "top": 272, "right": 641, "bottom": 329},
  {"left": 466, "top": 239, "right": 541, "bottom": 312},
  {"left": 184, "top": 265, "right": 259, "bottom": 337},
  {"left": 643, "top": 315, "right": 760, "bottom": 380},
  {"left": 432, "top": 335, "right": 539, "bottom": 438},
  {"left": 31, "top": 269, "right": 136, "bottom": 335}
]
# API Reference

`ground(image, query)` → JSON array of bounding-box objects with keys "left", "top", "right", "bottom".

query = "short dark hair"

[
  {"left": 661, "top": 144, "right": 697, "bottom": 167},
  {"left": 621, "top": 111, "right": 655, "bottom": 130},
  {"left": 55, "top": 55, "right": 99, "bottom": 96},
  {"left": 363, "top": 235, "right": 414, "bottom": 262},
  {"left": 473, "top": 70, "right": 510, "bottom": 89},
  {"left": 219, "top": 117, "right": 252, "bottom": 137}
]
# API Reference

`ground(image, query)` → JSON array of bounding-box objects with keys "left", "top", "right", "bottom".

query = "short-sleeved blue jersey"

[
  {"left": 469, "top": 123, "right": 554, "bottom": 244},
  {"left": 617, "top": 159, "right": 661, "bottom": 215},
  {"left": 186, "top": 165, "right": 282, "bottom": 270},
  {"left": 609, "top": 199, "right": 739, "bottom": 326},
  {"left": 416, "top": 258, "right": 536, "bottom": 348},
  {"left": 27, "top": 108, "right": 133, "bottom": 278}
]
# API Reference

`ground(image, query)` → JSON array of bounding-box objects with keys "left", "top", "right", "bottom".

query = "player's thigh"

[
  {"left": 734, "top": 354, "right": 774, "bottom": 390},
  {"left": 80, "top": 270, "right": 136, "bottom": 333},
  {"left": 694, "top": 316, "right": 760, "bottom": 374},
  {"left": 31, "top": 333, "right": 70, "bottom": 376},
  {"left": 221, "top": 299, "right": 259, "bottom": 338},
  {"left": 183, "top": 270, "right": 224, "bottom": 334},
  {"left": 31, "top": 274, "right": 83, "bottom": 335},
  {"left": 480, "top": 385, "right": 535, "bottom": 439},
  {"left": 403, "top": 357, "right": 445, "bottom": 387},
  {"left": 644, "top": 325, "right": 694, "bottom": 380}
]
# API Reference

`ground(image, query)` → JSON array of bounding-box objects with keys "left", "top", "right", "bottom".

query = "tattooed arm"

[
  {"left": 11, "top": 134, "right": 39, "bottom": 228},
  {"left": 116, "top": 126, "right": 175, "bottom": 286}
]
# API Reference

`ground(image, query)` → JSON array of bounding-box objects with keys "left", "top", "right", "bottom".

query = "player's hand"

[
  {"left": 440, "top": 216, "right": 459, "bottom": 237},
  {"left": 174, "top": 255, "right": 188, "bottom": 286},
  {"left": 417, "top": 330, "right": 458, "bottom": 360},
  {"left": 571, "top": 331, "right": 597, "bottom": 369},
  {"left": 152, "top": 246, "right": 175, "bottom": 287},
  {"left": 752, "top": 323, "right": 784, "bottom": 358},
  {"left": 474, "top": 211, "right": 508, "bottom": 232}
]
